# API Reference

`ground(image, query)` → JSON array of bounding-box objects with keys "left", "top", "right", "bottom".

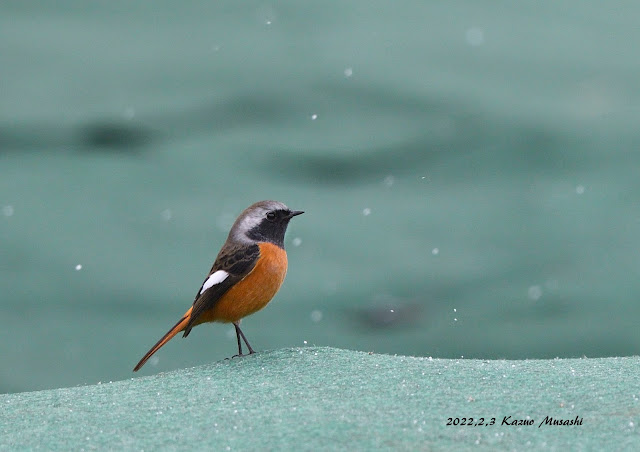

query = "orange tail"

[{"left": 133, "top": 307, "right": 193, "bottom": 372}]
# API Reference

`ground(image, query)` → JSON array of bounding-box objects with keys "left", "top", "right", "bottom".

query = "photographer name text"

[{"left": 446, "top": 416, "right": 583, "bottom": 428}]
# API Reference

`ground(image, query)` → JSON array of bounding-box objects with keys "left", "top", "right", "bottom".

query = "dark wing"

[{"left": 183, "top": 242, "right": 260, "bottom": 336}]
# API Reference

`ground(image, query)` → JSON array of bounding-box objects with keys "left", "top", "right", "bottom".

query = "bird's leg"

[
  {"left": 233, "top": 322, "right": 255, "bottom": 355},
  {"left": 233, "top": 322, "right": 244, "bottom": 357}
]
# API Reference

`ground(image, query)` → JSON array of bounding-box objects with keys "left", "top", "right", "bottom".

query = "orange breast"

[{"left": 201, "top": 242, "right": 288, "bottom": 323}]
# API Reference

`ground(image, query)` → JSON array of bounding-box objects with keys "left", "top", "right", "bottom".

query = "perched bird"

[{"left": 133, "top": 200, "right": 303, "bottom": 371}]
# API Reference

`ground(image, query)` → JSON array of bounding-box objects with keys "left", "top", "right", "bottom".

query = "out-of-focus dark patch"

[
  {"left": 0, "top": 121, "right": 155, "bottom": 154},
  {"left": 351, "top": 300, "right": 423, "bottom": 330},
  {"left": 264, "top": 81, "right": 581, "bottom": 184},
  {"left": 269, "top": 138, "right": 445, "bottom": 184},
  {"left": 0, "top": 93, "right": 285, "bottom": 154},
  {"left": 79, "top": 122, "right": 153, "bottom": 151},
  {"left": 165, "top": 94, "right": 291, "bottom": 135}
]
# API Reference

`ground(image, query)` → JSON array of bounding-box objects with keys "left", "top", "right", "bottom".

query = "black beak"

[{"left": 288, "top": 210, "right": 304, "bottom": 218}]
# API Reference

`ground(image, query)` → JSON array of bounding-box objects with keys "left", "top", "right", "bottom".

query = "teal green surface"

[
  {"left": 1, "top": 348, "right": 639, "bottom": 451},
  {"left": 2, "top": 1, "right": 640, "bottom": 393}
]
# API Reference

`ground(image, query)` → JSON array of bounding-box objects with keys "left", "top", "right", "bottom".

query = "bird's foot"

[{"left": 227, "top": 350, "right": 255, "bottom": 359}]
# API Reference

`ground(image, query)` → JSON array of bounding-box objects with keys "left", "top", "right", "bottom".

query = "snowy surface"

[{"left": 1, "top": 347, "right": 638, "bottom": 450}]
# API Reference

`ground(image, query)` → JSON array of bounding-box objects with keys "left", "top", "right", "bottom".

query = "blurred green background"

[{"left": 2, "top": 1, "right": 640, "bottom": 393}]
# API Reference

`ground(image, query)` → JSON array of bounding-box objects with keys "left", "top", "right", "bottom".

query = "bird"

[{"left": 133, "top": 200, "right": 303, "bottom": 372}]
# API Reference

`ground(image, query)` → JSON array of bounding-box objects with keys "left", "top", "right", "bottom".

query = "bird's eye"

[{"left": 266, "top": 211, "right": 276, "bottom": 221}]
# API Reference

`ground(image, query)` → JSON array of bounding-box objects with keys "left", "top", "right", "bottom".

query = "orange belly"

[{"left": 197, "top": 242, "right": 288, "bottom": 324}]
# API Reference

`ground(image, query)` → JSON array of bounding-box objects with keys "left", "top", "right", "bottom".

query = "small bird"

[{"left": 133, "top": 200, "right": 303, "bottom": 372}]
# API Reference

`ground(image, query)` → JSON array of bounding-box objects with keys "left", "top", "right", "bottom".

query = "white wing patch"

[{"left": 199, "top": 270, "right": 229, "bottom": 295}]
